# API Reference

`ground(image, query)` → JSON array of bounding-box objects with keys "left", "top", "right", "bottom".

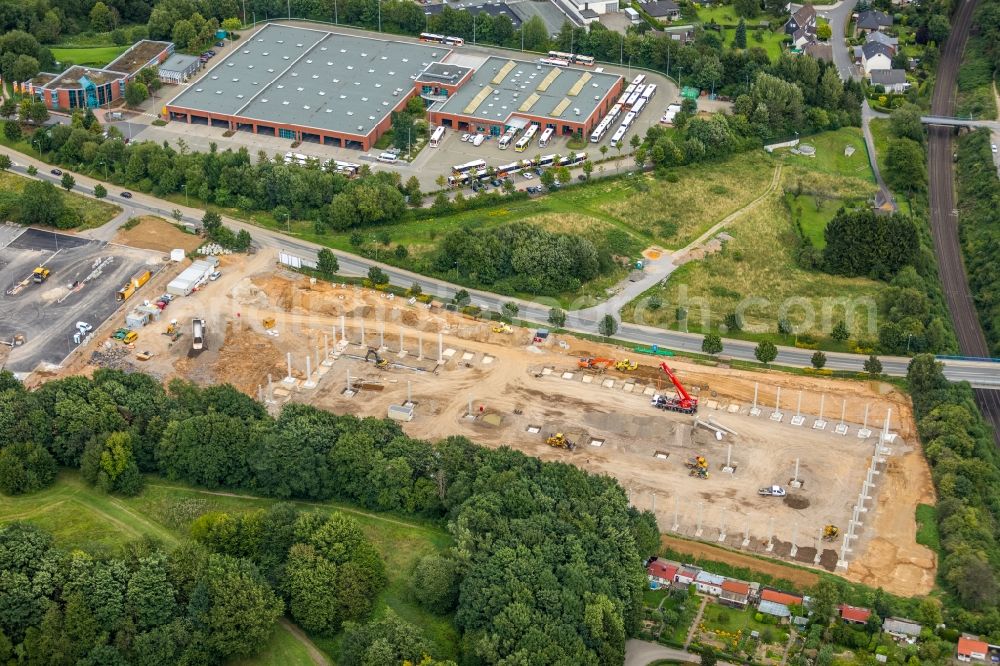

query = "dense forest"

[
  {"left": 907, "top": 356, "right": 1000, "bottom": 627},
  {"left": 0, "top": 369, "right": 656, "bottom": 664},
  {"left": 955, "top": 129, "right": 1000, "bottom": 356}
]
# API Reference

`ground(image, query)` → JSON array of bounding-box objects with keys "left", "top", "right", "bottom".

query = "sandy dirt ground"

[
  {"left": 113, "top": 217, "right": 203, "bottom": 254},
  {"left": 56, "top": 250, "right": 936, "bottom": 596}
]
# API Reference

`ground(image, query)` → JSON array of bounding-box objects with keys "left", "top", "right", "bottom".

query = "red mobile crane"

[{"left": 650, "top": 362, "right": 698, "bottom": 414}]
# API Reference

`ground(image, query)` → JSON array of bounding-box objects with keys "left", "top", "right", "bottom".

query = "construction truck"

[
  {"left": 492, "top": 323, "right": 512, "bottom": 334},
  {"left": 546, "top": 433, "right": 576, "bottom": 450},
  {"left": 32, "top": 267, "right": 50, "bottom": 283},
  {"left": 578, "top": 357, "right": 615, "bottom": 370},
  {"left": 614, "top": 359, "right": 637, "bottom": 371},
  {"left": 0, "top": 334, "right": 25, "bottom": 347},
  {"left": 365, "top": 348, "right": 389, "bottom": 369},
  {"left": 689, "top": 467, "right": 709, "bottom": 479},
  {"left": 192, "top": 319, "right": 205, "bottom": 350},
  {"left": 758, "top": 485, "right": 787, "bottom": 497},
  {"left": 263, "top": 317, "right": 276, "bottom": 330},
  {"left": 685, "top": 456, "right": 708, "bottom": 470},
  {"left": 650, "top": 362, "right": 698, "bottom": 414},
  {"left": 116, "top": 269, "right": 151, "bottom": 302},
  {"left": 823, "top": 525, "right": 839, "bottom": 541}
]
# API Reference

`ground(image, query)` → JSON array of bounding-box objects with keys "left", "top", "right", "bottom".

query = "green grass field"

[
  {"left": 915, "top": 504, "right": 941, "bottom": 553},
  {"left": 232, "top": 622, "right": 321, "bottom": 666},
  {"left": 51, "top": 45, "right": 127, "bottom": 67},
  {"left": 774, "top": 127, "right": 874, "bottom": 183},
  {"left": 700, "top": 603, "right": 783, "bottom": 643},
  {"left": 721, "top": 28, "right": 787, "bottom": 59},
  {"left": 956, "top": 35, "right": 998, "bottom": 120},
  {"left": 1, "top": 474, "right": 459, "bottom": 664},
  {"left": 0, "top": 171, "right": 121, "bottom": 230}
]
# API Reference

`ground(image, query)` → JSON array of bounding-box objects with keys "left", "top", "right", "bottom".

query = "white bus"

[
  {"left": 515, "top": 125, "right": 538, "bottom": 152},
  {"left": 631, "top": 74, "right": 646, "bottom": 86},
  {"left": 608, "top": 103, "right": 623, "bottom": 123},
  {"left": 498, "top": 131, "right": 516, "bottom": 150},
  {"left": 589, "top": 121, "right": 609, "bottom": 143},
  {"left": 326, "top": 159, "right": 360, "bottom": 177},
  {"left": 539, "top": 57, "right": 569, "bottom": 66},
  {"left": 548, "top": 50, "right": 574, "bottom": 61},
  {"left": 420, "top": 33, "right": 465, "bottom": 46},
  {"left": 610, "top": 125, "right": 627, "bottom": 144},
  {"left": 538, "top": 126, "right": 554, "bottom": 147},
  {"left": 537, "top": 154, "right": 557, "bottom": 168},
  {"left": 496, "top": 161, "right": 522, "bottom": 177},
  {"left": 453, "top": 158, "right": 487, "bottom": 174},
  {"left": 559, "top": 152, "right": 587, "bottom": 167},
  {"left": 625, "top": 90, "right": 643, "bottom": 108},
  {"left": 631, "top": 97, "right": 646, "bottom": 115},
  {"left": 573, "top": 54, "right": 595, "bottom": 66},
  {"left": 640, "top": 84, "right": 657, "bottom": 101},
  {"left": 622, "top": 110, "right": 637, "bottom": 126},
  {"left": 430, "top": 125, "right": 445, "bottom": 147}
]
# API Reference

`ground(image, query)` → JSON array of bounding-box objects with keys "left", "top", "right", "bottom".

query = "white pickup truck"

[{"left": 758, "top": 485, "right": 786, "bottom": 497}]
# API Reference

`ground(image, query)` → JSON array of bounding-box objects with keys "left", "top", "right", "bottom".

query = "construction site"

[{"left": 57, "top": 245, "right": 937, "bottom": 597}]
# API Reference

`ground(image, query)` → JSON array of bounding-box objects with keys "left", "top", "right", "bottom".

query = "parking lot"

[{"left": 0, "top": 228, "right": 162, "bottom": 375}]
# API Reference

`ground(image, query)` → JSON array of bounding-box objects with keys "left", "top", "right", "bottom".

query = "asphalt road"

[
  {"left": 925, "top": 0, "right": 1000, "bottom": 442},
  {"left": 2, "top": 141, "right": 999, "bottom": 387},
  {"left": 624, "top": 639, "right": 737, "bottom": 666}
]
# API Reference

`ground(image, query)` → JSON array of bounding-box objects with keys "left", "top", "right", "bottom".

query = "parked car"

[
  {"left": 472, "top": 134, "right": 485, "bottom": 146},
  {"left": 50, "top": 168, "right": 62, "bottom": 176},
  {"left": 490, "top": 178, "right": 502, "bottom": 187},
  {"left": 461, "top": 133, "right": 471, "bottom": 142},
  {"left": 216, "top": 40, "right": 226, "bottom": 47},
  {"left": 76, "top": 321, "right": 93, "bottom": 333},
  {"left": 209, "top": 270, "right": 222, "bottom": 281},
  {"left": 993, "top": 143, "right": 998, "bottom": 154},
  {"left": 522, "top": 172, "right": 534, "bottom": 179},
  {"left": 526, "top": 186, "right": 541, "bottom": 194},
  {"left": 120, "top": 191, "right": 132, "bottom": 198}
]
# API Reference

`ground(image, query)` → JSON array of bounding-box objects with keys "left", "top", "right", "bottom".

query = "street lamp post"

[
  {"left": 378, "top": 0, "right": 382, "bottom": 32},
  {"left": 183, "top": 183, "right": 188, "bottom": 207}
]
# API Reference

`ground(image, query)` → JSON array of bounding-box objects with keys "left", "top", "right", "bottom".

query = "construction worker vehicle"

[
  {"left": 0, "top": 334, "right": 26, "bottom": 348},
  {"left": 689, "top": 467, "right": 709, "bottom": 479},
  {"left": 650, "top": 363, "right": 698, "bottom": 414},
  {"left": 823, "top": 525, "right": 840, "bottom": 541},
  {"left": 122, "top": 331, "right": 138, "bottom": 344},
  {"left": 163, "top": 321, "right": 181, "bottom": 341},
  {"left": 365, "top": 348, "right": 389, "bottom": 369},
  {"left": 578, "top": 357, "right": 615, "bottom": 370},
  {"left": 758, "top": 485, "right": 787, "bottom": 497},
  {"left": 614, "top": 359, "right": 637, "bottom": 371},
  {"left": 110, "top": 328, "right": 129, "bottom": 341},
  {"left": 546, "top": 433, "right": 576, "bottom": 450},
  {"left": 32, "top": 267, "right": 50, "bottom": 283},
  {"left": 116, "top": 269, "right": 151, "bottom": 302},
  {"left": 492, "top": 323, "right": 512, "bottom": 334},
  {"left": 685, "top": 456, "right": 708, "bottom": 470},
  {"left": 263, "top": 317, "right": 276, "bottom": 330},
  {"left": 192, "top": 319, "right": 205, "bottom": 351}
]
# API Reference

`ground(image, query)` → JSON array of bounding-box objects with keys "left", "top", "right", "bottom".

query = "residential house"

[
  {"left": 870, "top": 68, "right": 909, "bottom": 93},
  {"left": 646, "top": 559, "right": 679, "bottom": 589},
  {"left": 866, "top": 30, "right": 899, "bottom": 53},
  {"left": 757, "top": 589, "right": 803, "bottom": 620},
  {"left": 659, "top": 25, "right": 695, "bottom": 43},
  {"left": 785, "top": 4, "right": 816, "bottom": 35},
  {"left": 695, "top": 571, "right": 726, "bottom": 596},
  {"left": 719, "top": 580, "right": 751, "bottom": 608},
  {"left": 804, "top": 42, "right": 833, "bottom": 61},
  {"left": 675, "top": 565, "right": 700, "bottom": 586},
  {"left": 855, "top": 9, "right": 893, "bottom": 34},
  {"left": 838, "top": 604, "right": 872, "bottom": 625},
  {"left": 791, "top": 26, "right": 816, "bottom": 49},
  {"left": 860, "top": 41, "right": 893, "bottom": 74},
  {"left": 645, "top": 0, "right": 682, "bottom": 20},
  {"left": 957, "top": 637, "right": 989, "bottom": 663},
  {"left": 882, "top": 617, "right": 922, "bottom": 642}
]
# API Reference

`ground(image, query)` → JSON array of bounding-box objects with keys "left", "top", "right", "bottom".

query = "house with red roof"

[
  {"left": 957, "top": 637, "right": 989, "bottom": 662},
  {"left": 838, "top": 604, "right": 872, "bottom": 625},
  {"left": 757, "top": 589, "right": 804, "bottom": 619},
  {"left": 720, "top": 580, "right": 751, "bottom": 608},
  {"left": 646, "top": 559, "right": 678, "bottom": 589}
]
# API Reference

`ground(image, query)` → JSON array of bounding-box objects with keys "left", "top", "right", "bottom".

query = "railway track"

[{"left": 926, "top": 0, "right": 1000, "bottom": 443}]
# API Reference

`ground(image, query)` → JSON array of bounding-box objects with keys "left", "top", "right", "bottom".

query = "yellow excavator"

[
  {"left": 365, "top": 348, "right": 389, "bottom": 369},
  {"left": 492, "top": 323, "right": 512, "bottom": 334},
  {"left": 546, "top": 433, "right": 576, "bottom": 450},
  {"left": 823, "top": 525, "right": 840, "bottom": 541},
  {"left": 615, "top": 358, "right": 637, "bottom": 371}
]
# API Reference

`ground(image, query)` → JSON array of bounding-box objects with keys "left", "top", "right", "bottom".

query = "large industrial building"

[
  {"left": 164, "top": 23, "right": 623, "bottom": 150},
  {"left": 29, "top": 40, "right": 172, "bottom": 110}
]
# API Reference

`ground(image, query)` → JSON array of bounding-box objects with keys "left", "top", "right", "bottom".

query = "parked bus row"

[
  {"left": 282, "top": 152, "right": 360, "bottom": 177},
  {"left": 448, "top": 152, "right": 588, "bottom": 186},
  {"left": 547, "top": 51, "right": 596, "bottom": 66},
  {"left": 419, "top": 32, "right": 465, "bottom": 46},
  {"left": 589, "top": 102, "right": 623, "bottom": 143},
  {"left": 616, "top": 74, "right": 646, "bottom": 106}
]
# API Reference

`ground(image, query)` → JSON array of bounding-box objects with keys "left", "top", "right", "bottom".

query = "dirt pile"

[
  {"left": 113, "top": 216, "right": 202, "bottom": 254},
  {"left": 212, "top": 321, "right": 285, "bottom": 394}
]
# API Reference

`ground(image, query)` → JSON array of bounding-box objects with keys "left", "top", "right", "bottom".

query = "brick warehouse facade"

[{"left": 163, "top": 24, "right": 623, "bottom": 151}]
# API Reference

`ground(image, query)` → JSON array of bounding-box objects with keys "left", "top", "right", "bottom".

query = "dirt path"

[
  {"left": 684, "top": 596, "right": 708, "bottom": 649},
  {"left": 662, "top": 536, "right": 821, "bottom": 589},
  {"left": 279, "top": 618, "right": 331, "bottom": 666}
]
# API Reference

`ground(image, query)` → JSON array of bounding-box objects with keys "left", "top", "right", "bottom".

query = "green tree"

[
  {"left": 126, "top": 553, "right": 176, "bottom": 630},
  {"left": 367, "top": 266, "right": 388, "bottom": 285},
  {"left": 394, "top": 245, "right": 408, "bottom": 260},
  {"left": 502, "top": 301, "right": 519, "bottom": 319},
  {"left": 202, "top": 210, "right": 222, "bottom": 235},
  {"left": 317, "top": 249, "right": 339, "bottom": 278},
  {"left": 89, "top": 1, "right": 117, "bottom": 31},
  {"left": 885, "top": 138, "right": 927, "bottom": 195},
  {"left": 734, "top": 18, "right": 747, "bottom": 48},
  {"left": 598, "top": 314, "right": 618, "bottom": 338},
  {"left": 19, "top": 180, "right": 67, "bottom": 228},
  {"left": 702, "top": 333, "right": 723, "bottom": 355},
  {"left": 811, "top": 350, "right": 827, "bottom": 369},
  {"left": 286, "top": 542, "right": 342, "bottom": 634},
  {"left": 0, "top": 154, "right": 10, "bottom": 171},
  {"left": 863, "top": 354, "right": 882, "bottom": 377},
  {"left": 93, "top": 183, "right": 107, "bottom": 198},
  {"left": 816, "top": 23, "right": 832, "bottom": 40},
  {"left": 889, "top": 103, "right": 925, "bottom": 144},
  {"left": 172, "top": 19, "right": 197, "bottom": 49},
  {"left": 831, "top": 320, "right": 850, "bottom": 341},
  {"left": 822, "top": 209, "right": 919, "bottom": 280},
  {"left": 754, "top": 340, "right": 777, "bottom": 365},
  {"left": 3, "top": 120, "right": 21, "bottom": 142},
  {"left": 221, "top": 18, "right": 242, "bottom": 36},
  {"left": 701, "top": 645, "right": 718, "bottom": 666},
  {"left": 0, "top": 443, "right": 57, "bottom": 495},
  {"left": 60, "top": 172, "right": 75, "bottom": 191},
  {"left": 521, "top": 16, "right": 550, "bottom": 51},
  {"left": 411, "top": 554, "right": 459, "bottom": 614},
  {"left": 340, "top": 610, "right": 432, "bottom": 666},
  {"left": 548, "top": 307, "right": 566, "bottom": 327},
  {"left": 199, "top": 554, "right": 284, "bottom": 659},
  {"left": 124, "top": 81, "right": 149, "bottom": 108}
]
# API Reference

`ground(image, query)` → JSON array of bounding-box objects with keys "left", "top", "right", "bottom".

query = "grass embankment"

[
  {"left": 621, "top": 129, "right": 882, "bottom": 345},
  {"left": 0, "top": 170, "right": 121, "bottom": 229},
  {"left": 0, "top": 473, "right": 458, "bottom": 663},
  {"left": 51, "top": 45, "right": 127, "bottom": 67},
  {"left": 956, "top": 34, "right": 998, "bottom": 120}
]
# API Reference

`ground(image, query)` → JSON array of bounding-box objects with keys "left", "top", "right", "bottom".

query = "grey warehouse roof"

[
  {"left": 416, "top": 61, "right": 472, "bottom": 85},
  {"left": 166, "top": 24, "right": 452, "bottom": 137},
  {"left": 434, "top": 55, "right": 620, "bottom": 124}
]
